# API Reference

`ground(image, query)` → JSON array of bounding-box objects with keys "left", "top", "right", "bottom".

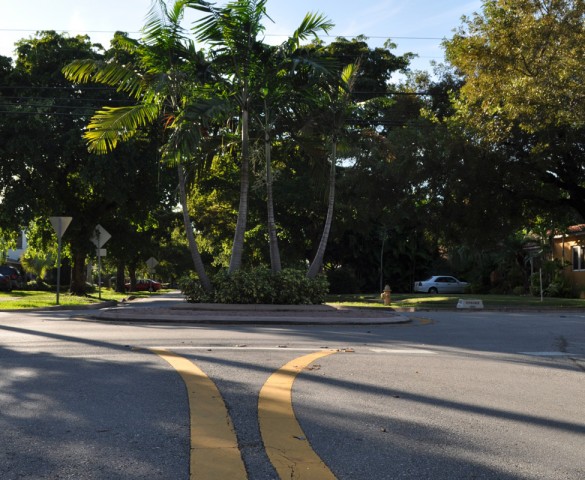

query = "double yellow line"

[{"left": 151, "top": 348, "right": 338, "bottom": 480}]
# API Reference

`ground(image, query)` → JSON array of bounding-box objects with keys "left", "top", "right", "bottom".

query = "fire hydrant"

[{"left": 381, "top": 285, "right": 391, "bottom": 306}]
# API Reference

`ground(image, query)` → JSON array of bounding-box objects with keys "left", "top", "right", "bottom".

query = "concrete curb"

[{"left": 82, "top": 303, "right": 412, "bottom": 325}]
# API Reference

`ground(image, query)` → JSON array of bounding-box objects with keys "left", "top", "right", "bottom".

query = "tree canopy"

[{"left": 2, "top": 0, "right": 584, "bottom": 297}]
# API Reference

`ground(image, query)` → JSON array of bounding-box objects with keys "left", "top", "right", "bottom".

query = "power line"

[{"left": 0, "top": 27, "right": 444, "bottom": 42}]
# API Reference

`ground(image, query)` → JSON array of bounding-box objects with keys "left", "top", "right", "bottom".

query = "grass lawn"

[
  {"left": 2, "top": 289, "right": 584, "bottom": 310},
  {"left": 326, "top": 292, "right": 585, "bottom": 310},
  {"left": 0, "top": 288, "right": 158, "bottom": 310}
]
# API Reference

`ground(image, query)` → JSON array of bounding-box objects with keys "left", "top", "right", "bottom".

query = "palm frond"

[
  {"left": 340, "top": 62, "right": 359, "bottom": 94},
  {"left": 291, "top": 12, "right": 334, "bottom": 47},
  {"left": 84, "top": 104, "right": 160, "bottom": 154},
  {"left": 341, "top": 63, "right": 356, "bottom": 86},
  {"left": 143, "top": 0, "right": 185, "bottom": 42},
  {"left": 63, "top": 59, "right": 144, "bottom": 99},
  {"left": 160, "top": 121, "right": 203, "bottom": 166},
  {"left": 189, "top": 0, "right": 269, "bottom": 46},
  {"left": 183, "top": 95, "right": 233, "bottom": 124}
]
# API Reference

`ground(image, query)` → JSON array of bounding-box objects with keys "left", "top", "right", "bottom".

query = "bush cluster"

[{"left": 180, "top": 267, "right": 329, "bottom": 304}]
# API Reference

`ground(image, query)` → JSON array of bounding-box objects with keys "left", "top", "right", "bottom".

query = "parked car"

[
  {"left": 125, "top": 279, "right": 162, "bottom": 292},
  {"left": 0, "top": 265, "right": 23, "bottom": 289},
  {"left": 0, "top": 273, "right": 12, "bottom": 292},
  {"left": 414, "top": 275, "right": 469, "bottom": 294}
]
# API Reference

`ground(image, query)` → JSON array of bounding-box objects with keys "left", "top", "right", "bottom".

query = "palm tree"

[
  {"left": 307, "top": 63, "right": 359, "bottom": 279},
  {"left": 188, "top": 0, "right": 271, "bottom": 273},
  {"left": 189, "top": 0, "right": 335, "bottom": 274},
  {"left": 62, "top": 0, "right": 214, "bottom": 291},
  {"left": 254, "top": 14, "right": 333, "bottom": 272}
]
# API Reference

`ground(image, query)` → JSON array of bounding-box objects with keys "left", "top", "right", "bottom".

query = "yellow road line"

[
  {"left": 150, "top": 348, "right": 247, "bottom": 480},
  {"left": 259, "top": 350, "right": 338, "bottom": 480}
]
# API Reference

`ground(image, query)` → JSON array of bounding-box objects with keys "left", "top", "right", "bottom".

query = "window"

[{"left": 572, "top": 246, "right": 585, "bottom": 271}]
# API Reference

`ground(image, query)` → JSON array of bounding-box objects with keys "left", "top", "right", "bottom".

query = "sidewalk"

[{"left": 90, "top": 302, "right": 412, "bottom": 325}]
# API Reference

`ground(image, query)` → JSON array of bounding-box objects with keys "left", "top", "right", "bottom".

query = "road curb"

[{"left": 78, "top": 303, "right": 413, "bottom": 325}]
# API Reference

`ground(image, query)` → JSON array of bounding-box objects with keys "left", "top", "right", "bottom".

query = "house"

[
  {"left": 551, "top": 224, "right": 585, "bottom": 293},
  {"left": 6, "top": 230, "right": 27, "bottom": 265}
]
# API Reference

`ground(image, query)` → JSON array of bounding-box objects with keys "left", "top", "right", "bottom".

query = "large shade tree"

[
  {"left": 444, "top": 0, "right": 585, "bottom": 219},
  {"left": 0, "top": 31, "right": 168, "bottom": 294}
]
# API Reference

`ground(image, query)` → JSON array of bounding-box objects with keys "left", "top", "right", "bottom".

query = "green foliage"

[
  {"left": 20, "top": 247, "right": 55, "bottom": 281},
  {"left": 530, "top": 259, "right": 573, "bottom": 298},
  {"left": 25, "top": 280, "right": 52, "bottom": 291},
  {"left": 445, "top": 0, "right": 585, "bottom": 135},
  {"left": 512, "top": 285, "right": 526, "bottom": 296},
  {"left": 444, "top": 0, "right": 585, "bottom": 222},
  {"left": 180, "top": 267, "right": 329, "bottom": 304}
]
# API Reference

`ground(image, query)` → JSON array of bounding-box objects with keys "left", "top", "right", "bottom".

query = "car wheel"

[{"left": 428, "top": 287, "right": 438, "bottom": 294}]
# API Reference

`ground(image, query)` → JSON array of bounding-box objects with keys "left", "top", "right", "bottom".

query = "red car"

[{"left": 125, "top": 279, "right": 162, "bottom": 292}]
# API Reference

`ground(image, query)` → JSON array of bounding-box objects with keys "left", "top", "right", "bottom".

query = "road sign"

[
  {"left": 49, "top": 217, "right": 72, "bottom": 239},
  {"left": 146, "top": 257, "right": 159, "bottom": 271},
  {"left": 49, "top": 216, "right": 72, "bottom": 306},
  {"left": 91, "top": 225, "right": 111, "bottom": 301},
  {"left": 91, "top": 224, "right": 111, "bottom": 249}
]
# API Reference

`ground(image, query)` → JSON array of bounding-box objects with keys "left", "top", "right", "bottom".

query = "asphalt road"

[{"left": 0, "top": 296, "right": 584, "bottom": 479}]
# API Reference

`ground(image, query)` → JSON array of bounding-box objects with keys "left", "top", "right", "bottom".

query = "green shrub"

[
  {"left": 512, "top": 285, "right": 525, "bottom": 296},
  {"left": 544, "top": 277, "right": 573, "bottom": 298},
  {"left": 529, "top": 264, "right": 574, "bottom": 298},
  {"left": 179, "top": 275, "right": 214, "bottom": 303},
  {"left": 25, "top": 280, "right": 52, "bottom": 291},
  {"left": 180, "top": 267, "right": 329, "bottom": 304}
]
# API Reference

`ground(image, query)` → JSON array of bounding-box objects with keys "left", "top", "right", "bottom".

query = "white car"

[{"left": 414, "top": 276, "right": 469, "bottom": 294}]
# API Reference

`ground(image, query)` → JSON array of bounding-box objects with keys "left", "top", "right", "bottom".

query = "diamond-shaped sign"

[
  {"left": 91, "top": 224, "right": 111, "bottom": 249},
  {"left": 146, "top": 257, "right": 159, "bottom": 270}
]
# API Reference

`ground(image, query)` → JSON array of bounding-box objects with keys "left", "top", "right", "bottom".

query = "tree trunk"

[
  {"left": 178, "top": 165, "right": 212, "bottom": 292},
  {"left": 128, "top": 264, "right": 137, "bottom": 291},
  {"left": 307, "top": 141, "right": 337, "bottom": 278},
  {"left": 264, "top": 107, "right": 281, "bottom": 273},
  {"left": 70, "top": 247, "right": 88, "bottom": 295},
  {"left": 116, "top": 260, "right": 126, "bottom": 294},
  {"left": 229, "top": 87, "right": 250, "bottom": 274}
]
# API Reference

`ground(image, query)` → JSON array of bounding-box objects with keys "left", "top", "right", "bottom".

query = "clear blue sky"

[{"left": 0, "top": 0, "right": 483, "bottom": 74}]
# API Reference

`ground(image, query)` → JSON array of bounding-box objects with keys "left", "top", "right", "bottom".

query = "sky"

[{"left": 0, "top": 0, "right": 483, "bottom": 74}]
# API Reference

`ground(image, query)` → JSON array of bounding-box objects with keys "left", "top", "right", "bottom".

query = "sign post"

[
  {"left": 49, "top": 217, "right": 72, "bottom": 305},
  {"left": 91, "top": 225, "right": 111, "bottom": 300}
]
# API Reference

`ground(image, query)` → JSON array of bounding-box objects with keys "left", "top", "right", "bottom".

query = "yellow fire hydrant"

[{"left": 381, "top": 285, "right": 391, "bottom": 306}]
